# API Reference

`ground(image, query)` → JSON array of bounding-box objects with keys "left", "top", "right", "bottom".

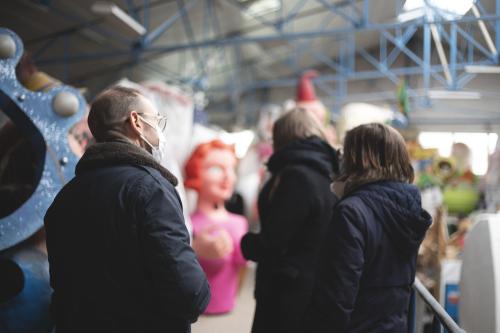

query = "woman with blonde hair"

[
  {"left": 241, "top": 108, "right": 340, "bottom": 333},
  {"left": 304, "top": 123, "right": 432, "bottom": 332}
]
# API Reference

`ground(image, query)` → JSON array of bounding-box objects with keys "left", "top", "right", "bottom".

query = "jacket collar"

[
  {"left": 76, "top": 140, "right": 178, "bottom": 186},
  {"left": 267, "top": 136, "right": 339, "bottom": 178}
]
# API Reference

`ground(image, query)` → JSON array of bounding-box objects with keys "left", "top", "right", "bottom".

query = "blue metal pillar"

[
  {"left": 125, "top": 0, "right": 141, "bottom": 23},
  {"left": 450, "top": 23, "right": 457, "bottom": 89},
  {"left": 497, "top": 0, "right": 500, "bottom": 62},
  {"left": 143, "top": 0, "right": 151, "bottom": 32},
  {"left": 380, "top": 33, "right": 387, "bottom": 67},
  {"left": 363, "top": 0, "right": 369, "bottom": 26},
  {"left": 423, "top": 20, "right": 431, "bottom": 107},
  {"left": 176, "top": 0, "right": 205, "bottom": 75}
]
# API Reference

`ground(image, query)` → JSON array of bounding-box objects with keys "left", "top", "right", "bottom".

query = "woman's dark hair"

[{"left": 338, "top": 123, "right": 414, "bottom": 193}]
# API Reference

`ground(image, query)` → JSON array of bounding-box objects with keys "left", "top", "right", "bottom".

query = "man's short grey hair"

[{"left": 88, "top": 86, "right": 143, "bottom": 142}]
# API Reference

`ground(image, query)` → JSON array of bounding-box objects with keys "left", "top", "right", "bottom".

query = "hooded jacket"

[
  {"left": 44, "top": 140, "right": 210, "bottom": 333},
  {"left": 241, "top": 136, "right": 339, "bottom": 333},
  {"left": 304, "top": 181, "right": 432, "bottom": 333}
]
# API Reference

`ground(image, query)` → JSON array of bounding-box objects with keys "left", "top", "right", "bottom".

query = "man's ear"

[{"left": 128, "top": 111, "right": 143, "bottom": 137}]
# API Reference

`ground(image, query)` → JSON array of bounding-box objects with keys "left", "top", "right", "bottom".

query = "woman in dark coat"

[
  {"left": 303, "top": 123, "right": 432, "bottom": 333},
  {"left": 240, "top": 108, "right": 340, "bottom": 333}
]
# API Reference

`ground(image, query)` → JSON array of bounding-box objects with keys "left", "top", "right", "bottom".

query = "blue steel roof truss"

[{"left": 30, "top": 0, "right": 500, "bottom": 116}]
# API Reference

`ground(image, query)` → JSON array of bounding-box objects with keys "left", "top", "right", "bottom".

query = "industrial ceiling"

[{"left": 1, "top": 0, "right": 500, "bottom": 128}]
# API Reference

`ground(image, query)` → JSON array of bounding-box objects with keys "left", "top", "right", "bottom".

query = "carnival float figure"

[
  {"left": 442, "top": 143, "right": 480, "bottom": 216},
  {"left": 0, "top": 28, "right": 86, "bottom": 333},
  {"left": 294, "top": 70, "right": 338, "bottom": 147},
  {"left": 184, "top": 140, "right": 248, "bottom": 314}
]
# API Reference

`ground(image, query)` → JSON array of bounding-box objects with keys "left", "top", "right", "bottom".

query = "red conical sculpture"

[
  {"left": 294, "top": 70, "right": 338, "bottom": 146},
  {"left": 296, "top": 70, "right": 319, "bottom": 102}
]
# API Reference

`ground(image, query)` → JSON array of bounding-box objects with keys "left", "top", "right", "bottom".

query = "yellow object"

[
  {"left": 406, "top": 140, "right": 437, "bottom": 160},
  {"left": 433, "top": 157, "right": 456, "bottom": 182},
  {"left": 23, "top": 71, "right": 60, "bottom": 92}
]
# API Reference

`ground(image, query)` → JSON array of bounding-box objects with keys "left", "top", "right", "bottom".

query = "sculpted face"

[{"left": 199, "top": 148, "right": 237, "bottom": 203}]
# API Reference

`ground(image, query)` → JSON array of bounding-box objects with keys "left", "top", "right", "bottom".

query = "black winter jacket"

[
  {"left": 304, "top": 181, "right": 432, "bottom": 333},
  {"left": 44, "top": 141, "right": 210, "bottom": 333},
  {"left": 241, "top": 136, "right": 339, "bottom": 333}
]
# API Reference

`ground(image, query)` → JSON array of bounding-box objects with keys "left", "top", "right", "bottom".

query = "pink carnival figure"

[{"left": 185, "top": 140, "right": 248, "bottom": 314}]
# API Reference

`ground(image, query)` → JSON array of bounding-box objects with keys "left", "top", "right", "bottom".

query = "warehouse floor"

[{"left": 192, "top": 265, "right": 256, "bottom": 333}]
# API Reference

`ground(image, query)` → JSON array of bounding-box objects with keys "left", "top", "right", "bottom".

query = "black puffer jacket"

[
  {"left": 241, "top": 136, "right": 339, "bottom": 333},
  {"left": 304, "top": 181, "right": 432, "bottom": 333},
  {"left": 44, "top": 141, "right": 210, "bottom": 333}
]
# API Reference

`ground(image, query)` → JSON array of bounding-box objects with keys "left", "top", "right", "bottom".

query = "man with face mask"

[{"left": 44, "top": 86, "right": 210, "bottom": 333}]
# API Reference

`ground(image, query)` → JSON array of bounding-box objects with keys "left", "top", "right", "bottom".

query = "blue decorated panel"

[{"left": 0, "top": 28, "right": 86, "bottom": 251}]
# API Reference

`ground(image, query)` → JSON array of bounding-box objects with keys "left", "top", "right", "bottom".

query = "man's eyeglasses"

[{"left": 137, "top": 112, "right": 168, "bottom": 132}]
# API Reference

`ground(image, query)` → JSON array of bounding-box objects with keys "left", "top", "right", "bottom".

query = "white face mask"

[{"left": 138, "top": 115, "right": 167, "bottom": 163}]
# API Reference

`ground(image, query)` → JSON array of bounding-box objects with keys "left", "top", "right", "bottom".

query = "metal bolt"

[
  {"left": 59, "top": 157, "right": 69, "bottom": 166},
  {"left": 53, "top": 91, "right": 79, "bottom": 117},
  {"left": 0, "top": 34, "right": 16, "bottom": 59},
  {"left": 16, "top": 94, "right": 26, "bottom": 102}
]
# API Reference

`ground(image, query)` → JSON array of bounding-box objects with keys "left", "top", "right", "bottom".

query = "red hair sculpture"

[{"left": 184, "top": 139, "right": 235, "bottom": 192}]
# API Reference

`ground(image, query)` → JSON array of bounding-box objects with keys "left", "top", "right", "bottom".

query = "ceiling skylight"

[
  {"left": 398, "top": 0, "right": 475, "bottom": 21},
  {"left": 242, "top": 0, "right": 281, "bottom": 17}
]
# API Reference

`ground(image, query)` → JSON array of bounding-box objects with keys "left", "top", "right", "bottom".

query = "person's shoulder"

[
  {"left": 335, "top": 196, "right": 369, "bottom": 225},
  {"left": 337, "top": 195, "right": 365, "bottom": 208},
  {"left": 89, "top": 164, "right": 162, "bottom": 188},
  {"left": 282, "top": 164, "right": 311, "bottom": 175},
  {"left": 111, "top": 165, "right": 177, "bottom": 209},
  {"left": 130, "top": 165, "right": 177, "bottom": 196},
  {"left": 277, "top": 164, "right": 317, "bottom": 185}
]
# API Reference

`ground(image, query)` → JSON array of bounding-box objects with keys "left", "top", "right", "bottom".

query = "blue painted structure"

[
  {"left": 0, "top": 28, "right": 86, "bottom": 251},
  {"left": 0, "top": 248, "right": 53, "bottom": 333}
]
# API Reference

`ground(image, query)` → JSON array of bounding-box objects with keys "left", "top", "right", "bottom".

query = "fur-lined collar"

[{"left": 76, "top": 140, "right": 178, "bottom": 186}]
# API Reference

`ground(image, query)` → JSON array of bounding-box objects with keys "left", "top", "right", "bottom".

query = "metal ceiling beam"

[
  {"left": 280, "top": 0, "right": 310, "bottom": 29},
  {"left": 33, "top": 1, "right": 364, "bottom": 84},
  {"left": 31, "top": 0, "right": 500, "bottom": 113},
  {"left": 24, "top": 0, "right": 171, "bottom": 45},
  {"left": 49, "top": 5, "right": 132, "bottom": 46},
  {"left": 143, "top": 0, "right": 151, "bottom": 31},
  {"left": 175, "top": 0, "right": 204, "bottom": 74},
  {"left": 315, "top": 0, "right": 360, "bottom": 26},
  {"left": 145, "top": 14, "right": 500, "bottom": 52},
  {"left": 358, "top": 47, "right": 399, "bottom": 84},
  {"left": 38, "top": 14, "right": 500, "bottom": 66},
  {"left": 141, "top": 0, "right": 198, "bottom": 46},
  {"left": 384, "top": 25, "right": 418, "bottom": 68},
  {"left": 206, "top": 61, "right": 493, "bottom": 91},
  {"left": 125, "top": 0, "right": 141, "bottom": 23}
]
